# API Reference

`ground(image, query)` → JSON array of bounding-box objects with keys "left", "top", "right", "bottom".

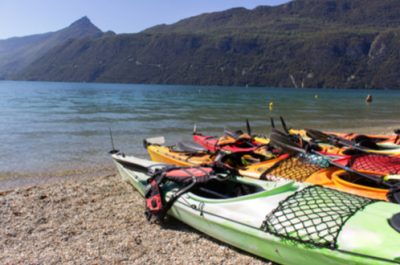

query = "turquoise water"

[{"left": 1, "top": 80, "right": 400, "bottom": 176}]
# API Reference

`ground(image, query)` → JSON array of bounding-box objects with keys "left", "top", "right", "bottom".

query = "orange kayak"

[{"left": 307, "top": 168, "right": 388, "bottom": 201}]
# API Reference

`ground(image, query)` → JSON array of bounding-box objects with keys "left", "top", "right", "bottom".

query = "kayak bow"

[{"left": 111, "top": 152, "right": 400, "bottom": 265}]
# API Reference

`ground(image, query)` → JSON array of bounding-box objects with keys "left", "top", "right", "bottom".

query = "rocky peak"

[
  {"left": 69, "top": 16, "right": 92, "bottom": 27},
  {"left": 67, "top": 16, "right": 102, "bottom": 35}
]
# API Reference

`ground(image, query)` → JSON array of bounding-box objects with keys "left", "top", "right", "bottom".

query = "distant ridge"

[
  {"left": 8, "top": 0, "right": 400, "bottom": 89},
  {"left": 0, "top": 16, "right": 102, "bottom": 79}
]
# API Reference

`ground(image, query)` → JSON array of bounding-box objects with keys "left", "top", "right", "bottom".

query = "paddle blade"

[
  {"left": 224, "top": 129, "right": 240, "bottom": 140},
  {"left": 246, "top": 119, "right": 252, "bottom": 136},
  {"left": 271, "top": 127, "right": 290, "bottom": 137},
  {"left": 305, "top": 128, "right": 331, "bottom": 142},
  {"left": 280, "top": 116, "right": 289, "bottom": 134},
  {"left": 270, "top": 130, "right": 306, "bottom": 155}
]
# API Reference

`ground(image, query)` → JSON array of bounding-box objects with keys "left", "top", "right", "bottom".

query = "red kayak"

[
  {"left": 193, "top": 131, "right": 262, "bottom": 153},
  {"left": 332, "top": 154, "right": 400, "bottom": 176}
]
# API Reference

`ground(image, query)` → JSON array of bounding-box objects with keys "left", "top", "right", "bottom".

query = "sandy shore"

[{"left": 0, "top": 171, "right": 272, "bottom": 264}]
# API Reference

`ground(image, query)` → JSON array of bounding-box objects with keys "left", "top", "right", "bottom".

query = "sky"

[{"left": 0, "top": 0, "right": 289, "bottom": 39}]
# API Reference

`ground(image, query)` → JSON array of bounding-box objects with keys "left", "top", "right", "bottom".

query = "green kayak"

[{"left": 111, "top": 152, "right": 400, "bottom": 265}]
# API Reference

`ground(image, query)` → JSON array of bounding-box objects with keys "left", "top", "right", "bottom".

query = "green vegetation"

[{"left": 8, "top": 0, "right": 400, "bottom": 88}]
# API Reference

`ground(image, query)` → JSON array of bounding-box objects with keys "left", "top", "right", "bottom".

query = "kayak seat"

[
  {"left": 353, "top": 135, "right": 388, "bottom": 144},
  {"left": 175, "top": 141, "right": 208, "bottom": 153},
  {"left": 197, "top": 187, "right": 230, "bottom": 199},
  {"left": 191, "top": 179, "right": 263, "bottom": 199}
]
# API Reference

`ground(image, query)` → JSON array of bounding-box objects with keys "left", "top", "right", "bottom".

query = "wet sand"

[{"left": 0, "top": 171, "right": 271, "bottom": 264}]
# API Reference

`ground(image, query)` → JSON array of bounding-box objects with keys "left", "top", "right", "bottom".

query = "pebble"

[{"left": 0, "top": 173, "right": 273, "bottom": 264}]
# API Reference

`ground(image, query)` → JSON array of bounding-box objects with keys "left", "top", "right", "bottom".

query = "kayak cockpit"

[
  {"left": 190, "top": 178, "right": 264, "bottom": 199},
  {"left": 184, "top": 177, "right": 298, "bottom": 204}
]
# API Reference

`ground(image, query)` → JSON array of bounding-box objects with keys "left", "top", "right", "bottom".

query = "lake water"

[{"left": 1, "top": 81, "right": 400, "bottom": 180}]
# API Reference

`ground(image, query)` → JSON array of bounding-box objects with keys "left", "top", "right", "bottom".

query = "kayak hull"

[
  {"left": 111, "top": 153, "right": 400, "bottom": 265},
  {"left": 168, "top": 201, "right": 392, "bottom": 265}
]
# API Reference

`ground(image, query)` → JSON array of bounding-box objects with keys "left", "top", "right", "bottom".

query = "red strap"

[{"left": 146, "top": 179, "right": 163, "bottom": 213}]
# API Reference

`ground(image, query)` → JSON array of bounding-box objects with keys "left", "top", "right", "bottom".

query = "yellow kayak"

[
  {"left": 146, "top": 141, "right": 279, "bottom": 168},
  {"left": 147, "top": 144, "right": 214, "bottom": 166}
]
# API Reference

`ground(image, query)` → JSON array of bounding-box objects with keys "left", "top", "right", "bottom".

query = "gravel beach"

[{"left": 0, "top": 171, "right": 272, "bottom": 264}]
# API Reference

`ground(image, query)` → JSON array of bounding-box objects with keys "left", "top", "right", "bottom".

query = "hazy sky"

[{"left": 0, "top": 0, "right": 289, "bottom": 39}]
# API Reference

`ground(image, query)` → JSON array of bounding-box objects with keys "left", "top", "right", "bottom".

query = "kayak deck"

[{"left": 111, "top": 153, "right": 400, "bottom": 265}]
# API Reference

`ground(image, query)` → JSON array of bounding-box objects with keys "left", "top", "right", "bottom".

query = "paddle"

[
  {"left": 270, "top": 117, "right": 275, "bottom": 129},
  {"left": 304, "top": 128, "right": 385, "bottom": 154},
  {"left": 270, "top": 116, "right": 292, "bottom": 135},
  {"left": 306, "top": 128, "right": 352, "bottom": 145},
  {"left": 246, "top": 119, "right": 252, "bottom": 136},
  {"left": 270, "top": 129, "right": 308, "bottom": 155},
  {"left": 275, "top": 116, "right": 385, "bottom": 154},
  {"left": 269, "top": 129, "right": 400, "bottom": 203},
  {"left": 280, "top": 116, "right": 290, "bottom": 134},
  {"left": 223, "top": 120, "right": 262, "bottom": 148},
  {"left": 223, "top": 129, "right": 242, "bottom": 140}
]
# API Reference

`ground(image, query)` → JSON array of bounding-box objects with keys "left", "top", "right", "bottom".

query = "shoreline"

[
  {"left": 1, "top": 125, "right": 398, "bottom": 192},
  {"left": 0, "top": 171, "right": 271, "bottom": 264},
  {"left": 0, "top": 166, "right": 115, "bottom": 192}
]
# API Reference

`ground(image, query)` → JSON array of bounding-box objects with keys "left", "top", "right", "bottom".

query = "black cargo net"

[
  {"left": 261, "top": 154, "right": 329, "bottom": 182},
  {"left": 347, "top": 154, "right": 400, "bottom": 175},
  {"left": 261, "top": 186, "right": 375, "bottom": 249}
]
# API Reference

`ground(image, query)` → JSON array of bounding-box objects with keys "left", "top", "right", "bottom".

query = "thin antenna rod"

[{"left": 109, "top": 127, "right": 115, "bottom": 151}]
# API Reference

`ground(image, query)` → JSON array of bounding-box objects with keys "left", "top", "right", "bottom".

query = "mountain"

[
  {"left": 0, "top": 17, "right": 102, "bottom": 79},
  {"left": 10, "top": 0, "right": 400, "bottom": 88}
]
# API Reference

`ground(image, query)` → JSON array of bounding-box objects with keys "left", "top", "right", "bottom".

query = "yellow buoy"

[{"left": 269, "top": 101, "right": 274, "bottom": 111}]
